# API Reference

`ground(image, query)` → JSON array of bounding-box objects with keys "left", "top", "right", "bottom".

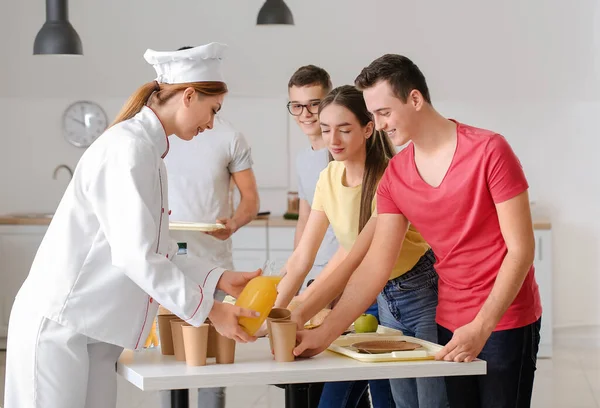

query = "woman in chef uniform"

[{"left": 3, "top": 42, "right": 260, "bottom": 408}]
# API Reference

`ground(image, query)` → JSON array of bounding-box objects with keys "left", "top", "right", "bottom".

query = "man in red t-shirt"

[{"left": 294, "top": 55, "right": 542, "bottom": 408}]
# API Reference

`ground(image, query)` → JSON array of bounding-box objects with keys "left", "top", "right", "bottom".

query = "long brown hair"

[
  {"left": 111, "top": 81, "right": 228, "bottom": 126},
  {"left": 319, "top": 85, "right": 396, "bottom": 233}
]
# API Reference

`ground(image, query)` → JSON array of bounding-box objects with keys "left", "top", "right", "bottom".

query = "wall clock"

[{"left": 62, "top": 100, "right": 108, "bottom": 147}]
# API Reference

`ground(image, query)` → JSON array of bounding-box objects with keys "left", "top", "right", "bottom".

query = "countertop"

[{"left": 0, "top": 214, "right": 552, "bottom": 230}]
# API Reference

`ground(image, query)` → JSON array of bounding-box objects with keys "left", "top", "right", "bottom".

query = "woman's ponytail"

[{"left": 110, "top": 81, "right": 159, "bottom": 126}]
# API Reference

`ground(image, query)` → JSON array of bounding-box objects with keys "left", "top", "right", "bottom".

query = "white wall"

[{"left": 0, "top": 0, "right": 599, "bottom": 327}]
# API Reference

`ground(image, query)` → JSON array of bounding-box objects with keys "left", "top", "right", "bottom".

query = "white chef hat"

[{"left": 143, "top": 42, "right": 228, "bottom": 84}]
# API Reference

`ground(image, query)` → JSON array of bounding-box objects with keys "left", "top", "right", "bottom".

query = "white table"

[{"left": 118, "top": 337, "right": 486, "bottom": 408}]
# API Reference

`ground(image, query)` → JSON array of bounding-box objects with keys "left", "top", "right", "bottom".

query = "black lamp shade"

[
  {"left": 33, "top": 0, "right": 82, "bottom": 55},
  {"left": 257, "top": 0, "right": 294, "bottom": 25}
]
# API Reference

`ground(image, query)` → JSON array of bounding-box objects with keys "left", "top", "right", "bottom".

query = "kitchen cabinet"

[
  {"left": 267, "top": 226, "right": 295, "bottom": 265},
  {"left": 231, "top": 224, "right": 296, "bottom": 271},
  {"left": 231, "top": 223, "right": 269, "bottom": 271},
  {"left": 0, "top": 225, "right": 47, "bottom": 337}
]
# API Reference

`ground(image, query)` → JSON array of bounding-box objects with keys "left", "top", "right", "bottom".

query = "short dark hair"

[
  {"left": 355, "top": 54, "right": 431, "bottom": 104},
  {"left": 288, "top": 65, "right": 332, "bottom": 92}
]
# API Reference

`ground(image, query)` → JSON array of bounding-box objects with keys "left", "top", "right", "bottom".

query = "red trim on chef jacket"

[
  {"left": 146, "top": 105, "right": 170, "bottom": 158},
  {"left": 203, "top": 267, "right": 218, "bottom": 287},
  {"left": 188, "top": 267, "right": 219, "bottom": 322},
  {"left": 188, "top": 287, "right": 205, "bottom": 321},
  {"left": 163, "top": 135, "right": 170, "bottom": 158},
  {"left": 134, "top": 297, "right": 152, "bottom": 349}
]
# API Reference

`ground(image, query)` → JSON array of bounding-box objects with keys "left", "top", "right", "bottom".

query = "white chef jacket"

[{"left": 15, "top": 106, "right": 224, "bottom": 350}]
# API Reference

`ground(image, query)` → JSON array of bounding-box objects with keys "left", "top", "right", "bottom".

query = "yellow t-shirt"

[{"left": 312, "top": 161, "right": 430, "bottom": 280}]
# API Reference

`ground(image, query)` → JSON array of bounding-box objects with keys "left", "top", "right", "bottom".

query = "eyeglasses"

[{"left": 287, "top": 100, "right": 321, "bottom": 116}]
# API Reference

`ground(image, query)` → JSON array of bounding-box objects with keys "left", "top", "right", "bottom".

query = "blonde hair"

[{"left": 111, "top": 81, "right": 228, "bottom": 126}]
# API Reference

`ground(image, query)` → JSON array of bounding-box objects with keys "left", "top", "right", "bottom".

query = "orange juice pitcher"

[{"left": 235, "top": 261, "right": 285, "bottom": 335}]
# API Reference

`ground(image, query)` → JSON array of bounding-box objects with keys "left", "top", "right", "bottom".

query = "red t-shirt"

[{"left": 377, "top": 121, "right": 542, "bottom": 332}]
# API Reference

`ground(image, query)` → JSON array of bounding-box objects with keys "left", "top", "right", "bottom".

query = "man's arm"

[
  {"left": 208, "top": 169, "right": 259, "bottom": 240},
  {"left": 294, "top": 214, "right": 408, "bottom": 357},
  {"left": 437, "top": 190, "right": 535, "bottom": 362},
  {"left": 292, "top": 217, "right": 377, "bottom": 325},
  {"left": 230, "top": 169, "right": 260, "bottom": 228},
  {"left": 294, "top": 199, "right": 311, "bottom": 248}
]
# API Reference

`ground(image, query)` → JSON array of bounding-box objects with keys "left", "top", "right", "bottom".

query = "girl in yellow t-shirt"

[{"left": 274, "top": 85, "right": 447, "bottom": 408}]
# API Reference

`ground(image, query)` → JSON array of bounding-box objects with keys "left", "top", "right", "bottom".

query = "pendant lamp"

[
  {"left": 257, "top": 0, "right": 294, "bottom": 25},
  {"left": 33, "top": 0, "right": 82, "bottom": 55}
]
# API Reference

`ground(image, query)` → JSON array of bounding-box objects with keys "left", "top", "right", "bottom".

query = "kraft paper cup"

[
  {"left": 207, "top": 323, "right": 218, "bottom": 358},
  {"left": 157, "top": 314, "right": 178, "bottom": 355},
  {"left": 215, "top": 333, "right": 236, "bottom": 364},
  {"left": 170, "top": 319, "right": 189, "bottom": 361},
  {"left": 271, "top": 320, "right": 297, "bottom": 363},
  {"left": 158, "top": 305, "right": 173, "bottom": 315},
  {"left": 267, "top": 308, "right": 291, "bottom": 353},
  {"left": 182, "top": 324, "right": 209, "bottom": 366},
  {"left": 268, "top": 308, "right": 291, "bottom": 320}
]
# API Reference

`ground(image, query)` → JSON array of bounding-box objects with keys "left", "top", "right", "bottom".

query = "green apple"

[{"left": 354, "top": 314, "right": 378, "bottom": 333}]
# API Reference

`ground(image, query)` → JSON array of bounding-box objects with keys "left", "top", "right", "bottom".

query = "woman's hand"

[
  {"left": 208, "top": 301, "right": 259, "bottom": 343},
  {"left": 217, "top": 269, "right": 261, "bottom": 298}
]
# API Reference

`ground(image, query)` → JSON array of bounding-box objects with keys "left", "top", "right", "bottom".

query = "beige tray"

[
  {"left": 169, "top": 222, "right": 225, "bottom": 232},
  {"left": 328, "top": 327, "right": 443, "bottom": 363},
  {"left": 343, "top": 325, "right": 404, "bottom": 336}
]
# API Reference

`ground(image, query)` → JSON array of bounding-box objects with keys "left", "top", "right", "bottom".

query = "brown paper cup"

[
  {"left": 158, "top": 305, "right": 173, "bottom": 315},
  {"left": 207, "top": 323, "right": 218, "bottom": 358},
  {"left": 182, "top": 324, "right": 209, "bottom": 366},
  {"left": 268, "top": 308, "right": 292, "bottom": 320},
  {"left": 157, "top": 314, "right": 177, "bottom": 355},
  {"left": 271, "top": 320, "right": 297, "bottom": 362},
  {"left": 170, "top": 319, "right": 189, "bottom": 361},
  {"left": 267, "top": 308, "right": 291, "bottom": 352},
  {"left": 215, "top": 333, "right": 236, "bottom": 364}
]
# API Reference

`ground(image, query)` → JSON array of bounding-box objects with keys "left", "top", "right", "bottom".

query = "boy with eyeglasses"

[
  {"left": 287, "top": 65, "right": 339, "bottom": 292},
  {"left": 286, "top": 66, "right": 390, "bottom": 408}
]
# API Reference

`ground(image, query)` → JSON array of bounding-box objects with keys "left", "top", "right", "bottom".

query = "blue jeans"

[
  {"left": 438, "top": 319, "right": 541, "bottom": 408},
  {"left": 377, "top": 249, "right": 449, "bottom": 408},
  {"left": 318, "top": 304, "right": 395, "bottom": 408}
]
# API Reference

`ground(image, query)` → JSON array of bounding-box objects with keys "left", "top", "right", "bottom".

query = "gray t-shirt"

[
  {"left": 164, "top": 116, "right": 253, "bottom": 270},
  {"left": 295, "top": 147, "right": 339, "bottom": 288}
]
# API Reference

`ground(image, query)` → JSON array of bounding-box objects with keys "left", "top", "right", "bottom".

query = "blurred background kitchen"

[{"left": 0, "top": 0, "right": 599, "bottom": 407}]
